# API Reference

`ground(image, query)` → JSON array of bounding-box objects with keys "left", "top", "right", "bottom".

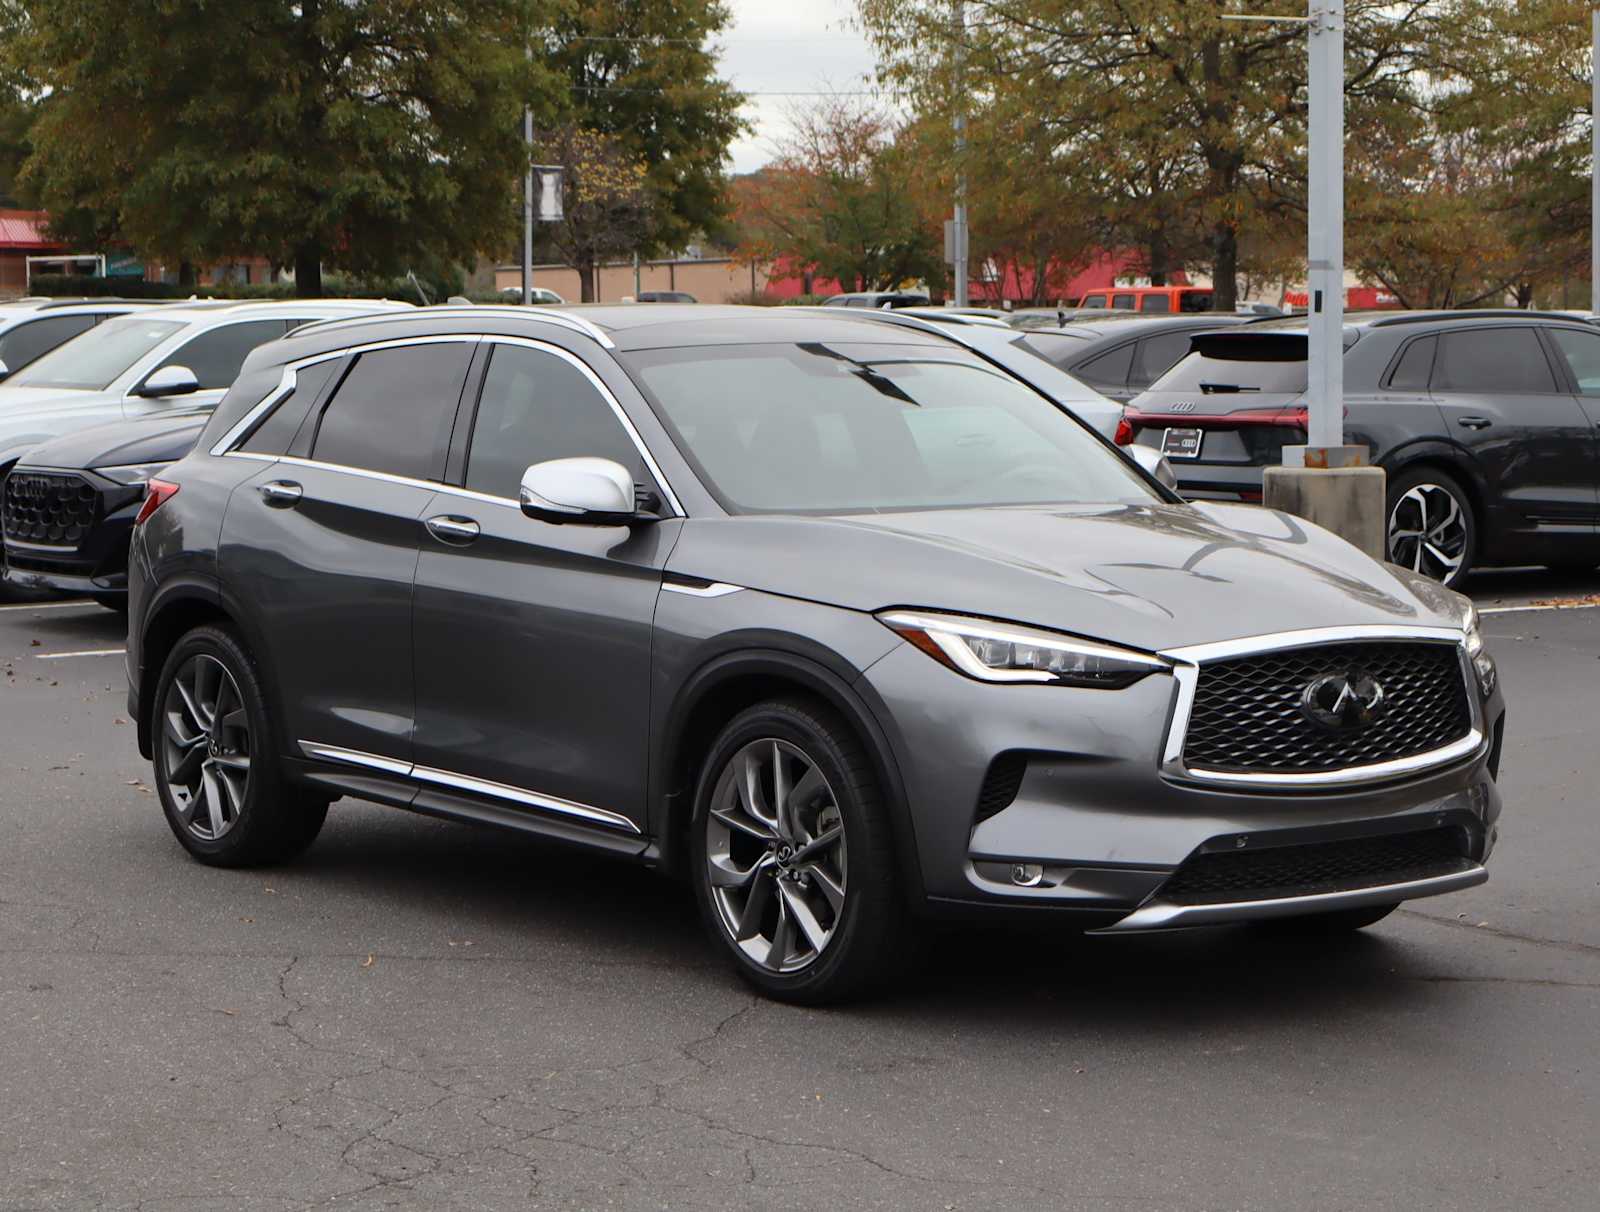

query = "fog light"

[{"left": 1010, "top": 863, "right": 1044, "bottom": 887}]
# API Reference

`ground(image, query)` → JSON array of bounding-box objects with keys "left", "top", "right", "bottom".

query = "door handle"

[
  {"left": 1456, "top": 416, "right": 1492, "bottom": 430},
  {"left": 425, "top": 514, "right": 480, "bottom": 545},
  {"left": 258, "top": 480, "right": 303, "bottom": 507}
]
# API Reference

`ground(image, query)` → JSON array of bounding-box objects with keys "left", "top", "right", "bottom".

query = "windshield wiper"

[{"left": 1197, "top": 381, "right": 1261, "bottom": 394}]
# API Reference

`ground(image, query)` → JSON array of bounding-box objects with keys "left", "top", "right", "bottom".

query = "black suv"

[
  {"left": 1120, "top": 311, "right": 1600, "bottom": 586},
  {"left": 1012, "top": 313, "right": 1254, "bottom": 403}
]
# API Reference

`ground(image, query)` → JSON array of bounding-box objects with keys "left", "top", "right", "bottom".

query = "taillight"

[
  {"left": 1114, "top": 416, "right": 1135, "bottom": 446},
  {"left": 134, "top": 478, "right": 179, "bottom": 526}
]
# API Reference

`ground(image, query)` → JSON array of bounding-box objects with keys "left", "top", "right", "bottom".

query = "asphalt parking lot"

[{"left": 1, "top": 572, "right": 1597, "bottom": 1211}]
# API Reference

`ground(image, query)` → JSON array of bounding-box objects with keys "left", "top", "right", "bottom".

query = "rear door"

[
  {"left": 219, "top": 338, "right": 475, "bottom": 766},
  {"left": 409, "top": 338, "right": 677, "bottom": 838},
  {"left": 1429, "top": 326, "right": 1594, "bottom": 549}
]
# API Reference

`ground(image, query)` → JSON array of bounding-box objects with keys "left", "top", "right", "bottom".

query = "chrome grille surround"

[{"left": 1159, "top": 625, "right": 1484, "bottom": 789}]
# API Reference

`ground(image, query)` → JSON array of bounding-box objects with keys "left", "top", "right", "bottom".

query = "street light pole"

[
  {"left": 522, "top": 45, "right": 534, "bottom": 307},
  {"left": 1306, "top": 0, "right": 1344, "bottom": 450},
  {"left": 952, "top": 0, "right": 969, "bottom": 307},
  {"left": 1592, "top": 4, "right": 1598, "bottom": 310}
]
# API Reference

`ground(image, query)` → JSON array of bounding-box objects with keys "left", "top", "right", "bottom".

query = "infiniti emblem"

[{"left": 1299, "top": 671, "right": 1387, "bottom": 731}]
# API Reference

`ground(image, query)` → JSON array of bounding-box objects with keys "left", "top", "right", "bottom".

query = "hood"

[
  {"left": 0, "top": 386, "right": 118, "bottom": 463},
  {"left": 666, "top": 502, "right": 1467, "bottom": 652},
  {"left": 17, "top": 412, "right": 209, "bottom": 471}
]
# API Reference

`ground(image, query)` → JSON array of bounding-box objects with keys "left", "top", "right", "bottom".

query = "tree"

[
  {"left": 857, "top": 0, "right": 1436, "bottom": 308},
  {"left": 539, "top": 127, "right": 651, "bottom": 302},
  {"left": 3, "top": 0, "right": 558, "bottom": 294},
  {"left": 546, "top": 0, "right": 744, "bottom": 258},
  {"left": 734, "top": 98, "right": 944, "bottom": 293}
]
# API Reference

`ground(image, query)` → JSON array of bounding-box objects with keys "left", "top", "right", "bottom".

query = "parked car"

[
  {"left": 635, "top": 291, "right": 697, "bottom": 304},
  {"left": 0, "top": 299, "right": 411, "bottom": 603},
  {"left": 820, "top": 291, "right": 931, "bottom": 309},
  {"left": 1118, "top": 310, "right": 1600, "bottom": 587},
  {"left": 0, "top": 298, "right": 172, "bottom": 382},
  {"left": 500, "top": 286, "right": 566, "bottom": 305},
  {"left": 1010, "top": 313, "right": 1256, "bottom": 403},
  {"left": 1077, "top": 285, "right": 1214, "bottom": 313},
  {"left": 127, "top": 304, "right": 1502, "bottom": 1004}
]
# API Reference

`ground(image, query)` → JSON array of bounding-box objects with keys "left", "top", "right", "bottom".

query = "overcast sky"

[{"left": 718, "top": 0, "right": 880, "bottom": 174}]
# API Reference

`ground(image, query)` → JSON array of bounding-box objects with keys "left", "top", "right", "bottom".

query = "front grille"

[
  {"left": 3, "top": 471, "right": 100, "bottom": 550},
  {"left": 1183, "top": 641, "right": 1471, "bottom": 774},
  {"left": 1160, "top": 827, "right": 1470, "bottom": 906}
]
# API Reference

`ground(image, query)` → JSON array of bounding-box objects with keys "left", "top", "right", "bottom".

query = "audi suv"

[
  {"left": 127, "top": 305, "right": 1505, "bottom": 1003},
  {"left": 1119, "top": 310, "right": 1600, "bottom": 586}
]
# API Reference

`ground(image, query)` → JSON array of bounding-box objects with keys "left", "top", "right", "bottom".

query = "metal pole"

[
  {"left": 522, "top": 44, "right": 534, "bottom": 306},
  {"left": 1306, "top": 0, "right": 1344, "bottom": 449},
  {"left": 1592, "top": 4, "right": 1598, "bottom": 310},
  {"left": 952, "top": 0, "right": 969, "bottom": 307}
]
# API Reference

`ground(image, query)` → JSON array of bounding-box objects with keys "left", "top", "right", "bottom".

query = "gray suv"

[{"left": 127, "top": 306, "right": 1506, "bottom": 1003}]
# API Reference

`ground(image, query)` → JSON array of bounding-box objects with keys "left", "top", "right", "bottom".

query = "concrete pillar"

[{"left": 1263, "top": 447, "right": 1387, "bottom": 561}]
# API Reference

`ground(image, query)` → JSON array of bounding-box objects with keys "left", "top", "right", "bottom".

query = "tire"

[
  {"left": 1386, "top": 467, "right": 1476, "bottom": 589},
  {"left": 1255, "top": 902, "right": 1398, "bottom": 934},
  {"left": 149, "top": 622, "right": 327, "bottom": 867},
  {"left": 689, "top": 696, "right": 914, "bottom": 1005}
]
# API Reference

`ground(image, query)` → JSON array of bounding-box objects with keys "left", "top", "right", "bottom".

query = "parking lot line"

[
  {"left": 33, "top": 648, "right": 126, "bottom": 660},
  {"left": 0, "top": 599, "right": 95, "bottom": 612},
  {"left": 1479, "top": 600, "right": 1600, "bottom": 616}
]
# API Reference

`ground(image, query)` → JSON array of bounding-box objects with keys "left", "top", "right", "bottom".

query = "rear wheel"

[
  {"left": 1256, "top": 902, "right": 1397, "bottom": 934},
  {"left": 150, "top": 623, "right": 327, "bottom": 867},
  {"left": 1386, "top": 467, "right": 1475, "bottom": 589},
  {"left": 690, "top": 697, "right": 913, "bottom": 1004}
]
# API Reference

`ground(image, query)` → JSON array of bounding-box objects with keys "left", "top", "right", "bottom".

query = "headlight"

[
  {"left": 877, "top": 609, "right": 1169, "bottom": 688},
  {"left": 98, "top": 461, "right": 171, "bottom": 487},
  {"left": 1460, "top": 602, "right": 1496, "bottom": 695}
]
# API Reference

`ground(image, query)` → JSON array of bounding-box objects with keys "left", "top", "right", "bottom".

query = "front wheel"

[
  {"left": 690, "top": 697, "right": 913, "bottom": 1004},
  {"left": 1386, "top": 468, "right": 1476, "bottom": 589},
  {"left": 150, "top": 623, "right": 327, "bottom": 867}
]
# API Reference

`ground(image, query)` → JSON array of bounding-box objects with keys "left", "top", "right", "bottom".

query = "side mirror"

[
  {"left": 1128, "top": 443, "right": 1180, "bottom": 493},
  {"left": 520, "top": 457, "right": 640, "bottom": 525},
  {"left": 0, "top": 359, "right": 10, "bottom": 382},
  {"left": 133, "top": 364, "right": 200, "bottom": 399}
]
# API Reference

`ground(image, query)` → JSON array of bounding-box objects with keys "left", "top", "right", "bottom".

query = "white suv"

[
  {"left": 0, "top": 298, "right": 172, "bottom": 382},
  {"left": 0, "top": 299, "right": 411, "bottom": 472}
]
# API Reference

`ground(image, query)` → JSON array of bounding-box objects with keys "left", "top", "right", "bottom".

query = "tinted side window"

[
  {"left": 1131, "top": 331, "right": 1195, "bottom": 386},
  {"left": 1433, "top": 328, "right": 1557, "bottom": 394},
  {"left": 1141, "top": 294, "right": 1171, "bottom": 313},
  {"left": 0, "top": 315, "right": 95, "bottom": 371},
  {"left": 157, "top": 320, "right": 288, "bottom": 390},
  {"left": 1111, "top": 293, "right": 1136, "bottom": 310},
  {"left": 1179, "top": 291, "right": 1215, "bottom": 313},
  {"left": 240, "top": 359, "right": 342, "bottom": 454},
  {"left": 1547, "top": 327, "right": 1600, "bottom": 396},
  {"left": 1081, "top": 294, "right": 1107, "bottom": 308},
  {"left": 465, "top": 345, "right": 645, "bottom": 500},
  {"left": 311, "top": 343, "right": 473, "bottom": 480},
  {"left": 1072, "top": 341, "right": 1136, "bottom": 387},
  {"left": 1386, "top": 336, "right": 1436, "bottom": 390}
]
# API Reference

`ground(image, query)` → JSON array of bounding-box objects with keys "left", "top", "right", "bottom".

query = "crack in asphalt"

[{"left": 1399, "top": 907, "right": 1600, "bottom": 959}]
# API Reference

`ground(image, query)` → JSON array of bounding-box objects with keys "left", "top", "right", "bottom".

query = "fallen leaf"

[
  {"left": 361, "top": 954, "right": 375, "bottom": 969},
  {"left": 239, "top": 916, "right": 254, "bottom": 924}
]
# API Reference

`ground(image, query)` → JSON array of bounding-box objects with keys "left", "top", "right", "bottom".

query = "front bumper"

[
  {"left": 2, "top": 466, "right": 142, "bottom": 598},
  {"left": 860, "top": 634, "right": 1504, "bottom": 929}
]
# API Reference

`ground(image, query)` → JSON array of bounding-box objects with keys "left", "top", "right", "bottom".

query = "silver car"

[{"left": 0, "top": 298, "right": 411, "bottom": 474}]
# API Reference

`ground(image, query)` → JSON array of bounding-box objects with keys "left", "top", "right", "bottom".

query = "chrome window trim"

[
  {"left": 213, "top": 332, "right": 684, "bottom": 517},
  {"left": 209, "top": 334, "right": 479, "bottom": 457},
  {"left": 296, "top": 740, "right": 640, "bottom": 834},
  {"left": 1157, "top": 624, "right": 1484, "bottom": 789}
]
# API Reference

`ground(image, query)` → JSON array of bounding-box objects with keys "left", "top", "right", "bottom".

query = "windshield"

[
  {"left": 11, "top": 317, "right": 185, "bottom": 391},
  {"left": 623, "top": 341, "right": 1157, "bottom": 514}
]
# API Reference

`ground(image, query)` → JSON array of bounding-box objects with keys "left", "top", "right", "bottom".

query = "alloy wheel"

[
  {"left": 704, "top": 738, "right": 848, "bottom": 974},
  {"left": 1388, "top": 483, "right": 1468, "bottom": 583},
  {"left": 160, "top": 654, "right": 252, "bottom": 842}
]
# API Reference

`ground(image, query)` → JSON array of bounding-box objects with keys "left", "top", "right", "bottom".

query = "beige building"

[{"left": 494, "top": 256, "right": 774, "bottom": 304}]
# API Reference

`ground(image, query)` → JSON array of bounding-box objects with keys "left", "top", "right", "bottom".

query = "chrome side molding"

[{"left": 296, "top": 740, "right": 640, "bottom": 834}]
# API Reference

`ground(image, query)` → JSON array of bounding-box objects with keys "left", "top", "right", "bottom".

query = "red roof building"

[{"left": 0, "top": 210, "right": 68, "bottom": 296}]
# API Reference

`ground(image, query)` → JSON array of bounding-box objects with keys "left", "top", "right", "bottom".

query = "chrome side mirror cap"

[
  {"left": 133, "top": 364, "right": 201, "bottom": 398},
  {"left": 520, "top": 457, "right": 638, "bottom": 525},
  {"left": 1129, "top": 443, "right": 1180, "bottom": 493}
]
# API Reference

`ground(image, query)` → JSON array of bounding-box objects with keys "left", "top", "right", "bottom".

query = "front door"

[
  {"left": 219, "top": 339, "right": 475, "bottom": 766},
  {"left": 1429, "top": 325, "right": 1596, "bottom": 555},
  {"left": 411, "top": 339, "right": 677, "bottom": 836}
]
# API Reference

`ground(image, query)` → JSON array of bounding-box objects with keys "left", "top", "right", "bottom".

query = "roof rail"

[
  {"left": 1367, "top": 309, "right": 1580, "bottom": 327},
  {"left": 282, "top": 303, "right": 616, "bottom": 348},
  {"left": 34, "top": 297, "right": 176, "bottom": 309}
]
